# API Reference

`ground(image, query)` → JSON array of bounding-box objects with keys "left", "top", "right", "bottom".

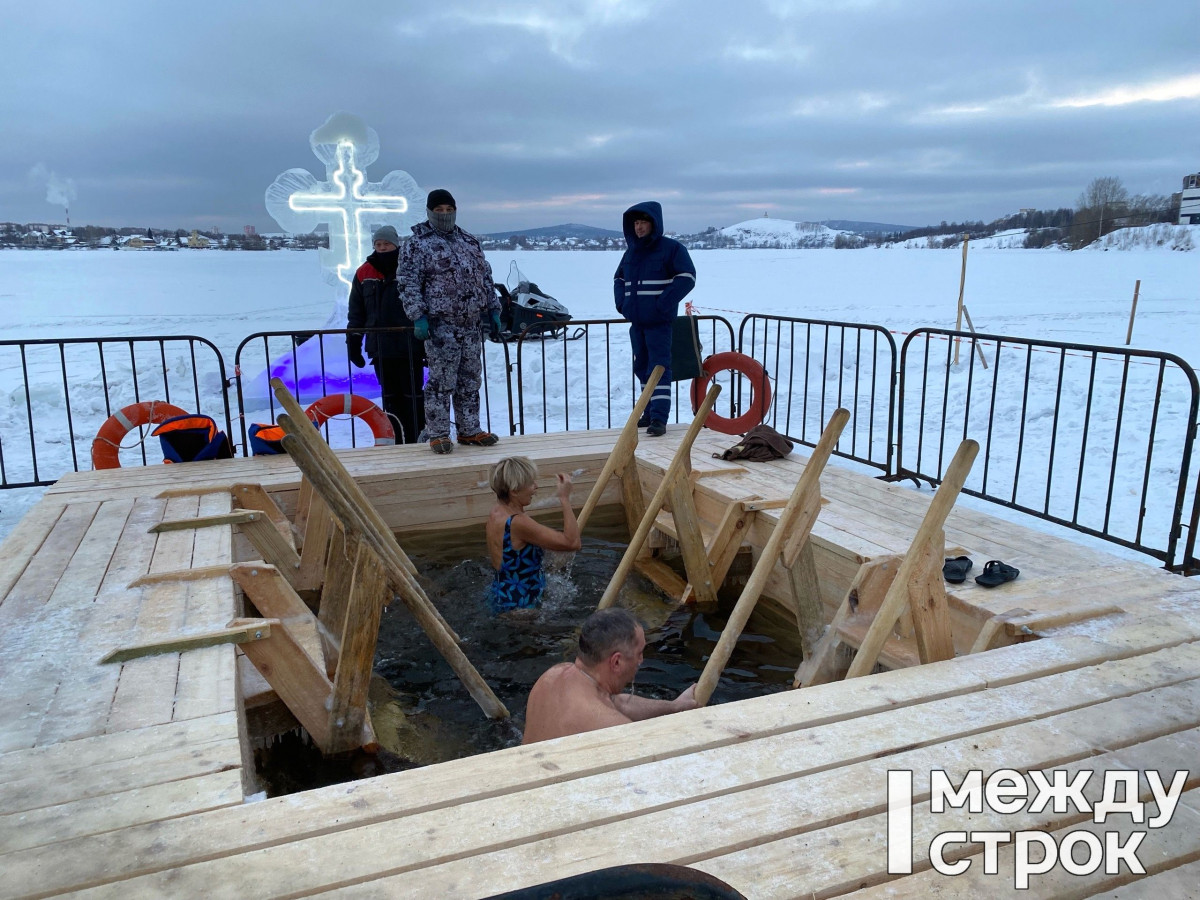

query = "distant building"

[
  {"left": 1179, "top": 173, "right": 1200, "bottom": 225},
  {"left": 244, "top": 225, "right": 257, "bottom": 236},
  {"left": 188, "top": 230, "right": 210, "bottom": 249}
]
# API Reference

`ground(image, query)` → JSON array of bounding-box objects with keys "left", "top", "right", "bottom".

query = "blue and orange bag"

[{"left": 152, "top": 414, "right": 234, "bottom": 463}]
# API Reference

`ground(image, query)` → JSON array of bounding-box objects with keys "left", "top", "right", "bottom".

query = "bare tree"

[{"left": 1071, "top": 176, "right": 1129, "bottom": 247}]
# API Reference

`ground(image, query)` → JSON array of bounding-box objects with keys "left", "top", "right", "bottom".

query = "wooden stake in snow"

[
  {"left": 954, "top": 234, "right": 969, "bottom": 365},
  {"left": 1126, "top": 279, "right": 1141, "bottom": 346}
]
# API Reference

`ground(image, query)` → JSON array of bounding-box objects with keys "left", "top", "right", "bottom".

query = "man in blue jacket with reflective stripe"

[{"left": 613, "top": 201, "right": 696, "bottom": 435}]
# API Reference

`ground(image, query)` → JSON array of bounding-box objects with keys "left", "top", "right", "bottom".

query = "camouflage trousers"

[{"left": 423, "top": 320, "right": 485, "bottom": 440}]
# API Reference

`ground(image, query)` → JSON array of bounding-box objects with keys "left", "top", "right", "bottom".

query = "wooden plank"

[
  {"left": 104, "top": 495, "right": 200, "bottom": 734},
  {"left": 230, "top": 563, "right": 325, "bottom": 667},
  {"left": 1085, "top": 858, "right": 1200, "bottom": 899},
  {"left": 239, "top": 615, "right": 334, "bottom": 749},
  {"left": 0, "top": 500, "right": 128, "bottom": 751},
  {"left": 0, "top": 736, "right": 244, "bottom": 814},
  {"left": 680, "top": 499, "right": 753, "bottom": 606},
  {"left": 797, "top": 555, "right": 898, "bottom": 686},
  {"left": 230, "top": 482, "right": 297, "bottom": 549},
  {"left": 174, "top": 490, "right": 238, "bottom": 722},
  {"left": 121, "top": 668, "right": 1200, "bottom": 900},
  {"left": 0, "top": 768, "right": 243, "bottom": 854},
  {"left": 695, "top": 728, "right": 1200, "bottom": 899},
  {"left": 632, "top": 557, "right": 689, "bottom": 599},
  {"left": 318, "top": 525, "right": 358, "bottom": 675},
  {"left": 148, "top": 510, "right": 258, "bottom": 533},
  {"left": 294, "top": 485, "right": 333, "bottom": 592},
  {"left": 0, "top": 500, "right": 99, "bottom": 623},
  {"left": 0, "top": 501, "right": 64, "bottom": 607},
  {"left": 100, "top": 620, "right": 275, "bottom": 664},
  {"left": 327, "top": 540, "right": 388, "bottom": 753},
  {"left": 6, "top": 630, "right": 1189, "bottom": 898}
]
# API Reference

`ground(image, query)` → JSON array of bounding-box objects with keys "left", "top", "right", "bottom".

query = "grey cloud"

[{"left": 0, "top": 0, "right": 1196, "bottom": 233}]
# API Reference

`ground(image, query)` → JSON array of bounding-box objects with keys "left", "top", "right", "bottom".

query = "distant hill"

[
  {"left": 482, "top": 223, "right": 622, "bottom": 241},
  {"left": 819, "top": 219, "right": 914, "bottom": 235}
]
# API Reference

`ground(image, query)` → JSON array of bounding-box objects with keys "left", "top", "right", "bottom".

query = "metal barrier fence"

[
  {"left": 509, "top": 316, "right": 735, "bottom": 435},
  {"left": 3, "top": 318, "right": 1198, "bottom": 574},
  {"left": 232, "top": 326, "right": 510, "bottom": 452},
  {"left": 0, "top": 336, "right": 230, "bottom": 487},
  {"left": 897, "top": 328, "right": 1200, "bottom": 572},
  {"left": 737, "top": 315, "right": 896, "bottom": 473}
]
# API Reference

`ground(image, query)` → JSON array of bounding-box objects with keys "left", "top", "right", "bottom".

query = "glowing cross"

[{"left": 265, "top": 113, "right": 425, "bottom": 291}]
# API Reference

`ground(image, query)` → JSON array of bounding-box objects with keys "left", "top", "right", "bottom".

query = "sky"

[{"left": 1, "top": 0, "right": 1197, "bottom": 235}]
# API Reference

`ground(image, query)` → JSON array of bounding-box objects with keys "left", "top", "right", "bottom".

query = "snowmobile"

[{"left": 492, "top": 261, "right": 577, "bottom": 341}]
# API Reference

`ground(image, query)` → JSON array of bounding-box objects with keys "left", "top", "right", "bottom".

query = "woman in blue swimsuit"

[{"left": 485, "top": 456, "right": 581, "bottom": 614}]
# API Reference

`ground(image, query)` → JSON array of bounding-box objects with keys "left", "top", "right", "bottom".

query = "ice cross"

[{"left": 266, "top": 113, "right": 425, "bottom": 290}]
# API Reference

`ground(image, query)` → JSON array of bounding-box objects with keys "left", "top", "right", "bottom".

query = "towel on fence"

[{"left": 712, "top": 424, "right": 793, "bottom": 462}]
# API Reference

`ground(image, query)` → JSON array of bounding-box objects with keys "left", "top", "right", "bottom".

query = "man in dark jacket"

[
  {"left": 348, "top": 225, "right": 427, "bottom": 444},
  {"left": 400, "top": 189, "right": 502, "bottom": 454},
  {"left": 347, "top": 225, "right": 426, "bottom": 444},
  {"left": 613, "top": 201, "right": 696, "bottom": 436}
]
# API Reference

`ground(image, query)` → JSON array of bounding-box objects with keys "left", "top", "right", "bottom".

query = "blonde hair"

[{"left": 489, "top": 456, "right": 538, "bottom": 501}]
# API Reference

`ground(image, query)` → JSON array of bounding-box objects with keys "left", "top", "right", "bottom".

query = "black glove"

[{"left": 348, "top": 346, "right": 366, "bottom": 368}]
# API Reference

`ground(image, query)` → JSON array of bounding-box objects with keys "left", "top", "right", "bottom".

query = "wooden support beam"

[
  {"left": 327, "top": 538, "right": 389, "bottom": 753},
  {"left": 100, "top": 618, "right": 276, "bottom": 664},
  {"left": 272, "top": 379, "right": 417, "bottom": 576},
  {"left": 844, "top": 439, "right": 978, "bottom": 679},
  {"left": 694, "top": 408, "right": 848, "bottom": 706},
  {"left": 795, "top": 555, "right": 898, "bottom": 687},
  {"left": 633, "top": 557, "right": 689, "bottom": 600},
  {"left": 679, "top": 498, "right": 752, "bottom": 606},
  {"left": 277, "top": 422, "right": 456, "bottom": 642},
  {"left": 271, "top": 379, "right": 508, "bottom": 720},
  {"left": 597, "top": 382, "right": 723, "bottom": 611},
  {"left": 230, "top": 483, "right": 297, "bottom": 550},
  {"left": 294, "top": 486, "right": 333, "bottom": 592},
  {"left": 788, "top": 541, "right": 825, "bottom": 658},
  {"left": 238, "top": 616, "right": 334, "bottom": 749},
  {"left": 667, "top": 472, "right": 719, "bottom": 606},
  {"left": 318, "top": 525, "right": 360, "bottom": 676},
  {"left": 229, "top": 563, "right": 325, "bottom": 670},
  {"left": 576, "top": 365, "right": 662, "bottom": 534},
  {"left": 906, "top": 528, "right": 955, "bottom": 665},
  {"left": 149, "top": 510, "right": 257, "bottom": 533},
  {"left": 236, "top": 508, "right": 303, "bottom": 586},
  {"left": 618, "top": 464, "right": 648, "bottom": 557}
]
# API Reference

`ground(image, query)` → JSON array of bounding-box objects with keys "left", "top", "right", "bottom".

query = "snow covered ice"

[{"left": 1, "top": 239, "right": 1198, "bottom": 563}]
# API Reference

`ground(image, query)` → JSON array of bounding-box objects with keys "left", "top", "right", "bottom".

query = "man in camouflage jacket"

[{"left": 400, "top": 189, "right": 502, "bottom": 454}]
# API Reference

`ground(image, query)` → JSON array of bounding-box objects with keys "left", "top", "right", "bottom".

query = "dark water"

[{"left": 254, "top": 511, "right": 802, "bottom": 796}]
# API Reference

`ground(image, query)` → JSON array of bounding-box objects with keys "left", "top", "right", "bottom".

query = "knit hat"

[
  {"left": 372, "top": 225, "right": 401, "bottom": 245},
  {"left": 426, "top": 188, "right": 456, "bottom": 210}
]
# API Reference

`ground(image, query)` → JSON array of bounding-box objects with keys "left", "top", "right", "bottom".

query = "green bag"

[{"left": 671, "top": 315, "right": 704, "bottom": 381}]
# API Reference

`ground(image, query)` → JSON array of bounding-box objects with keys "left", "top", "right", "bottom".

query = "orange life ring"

[
  {"left": 91, "top": 400, "right": 188, "bottom": 470},
  {"left": 690, "top": 352, "right": 772, "bottom": 435},
  {"left": 303, "top": 394, "right": 395, "bottom": 445}
]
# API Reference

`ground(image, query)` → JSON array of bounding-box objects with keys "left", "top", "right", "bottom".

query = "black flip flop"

[
  {"left": 975, "top": 560, "right": 1019, "bottom": 588},
  {"left": 942, "top": 556, "right": 973, "bottom": 584}
]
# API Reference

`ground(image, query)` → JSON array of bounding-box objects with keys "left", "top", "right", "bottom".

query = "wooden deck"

[{"left": 2, "top": 425, "right": 1198, "bottom": 898}]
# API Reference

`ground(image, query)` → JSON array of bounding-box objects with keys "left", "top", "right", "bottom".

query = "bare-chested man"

[{"left": 522, "top": 607, "right": 697, "bottom": 744}]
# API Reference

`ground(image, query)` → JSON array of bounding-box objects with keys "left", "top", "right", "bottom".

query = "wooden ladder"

[{"left": 795, "top": 439, "right": 979, "bottom": 687}]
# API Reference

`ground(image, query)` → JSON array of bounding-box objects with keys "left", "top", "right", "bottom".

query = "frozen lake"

[{"left": 1, "top": 244, "right": 1198, "bottom": 554}]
